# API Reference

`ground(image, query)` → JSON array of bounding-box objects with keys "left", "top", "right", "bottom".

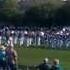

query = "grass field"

[{"left": 15, "top": 46, "right": 70, "bottom": 70}]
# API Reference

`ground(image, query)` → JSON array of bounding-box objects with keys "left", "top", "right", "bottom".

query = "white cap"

[
  {"left": 56, "top": 32, "right": 60, "bottom": 35},
  {"left": 11, "top": 31, "right": 14, "bottom": 34},
  {"left": 63, "top": 28, "right": 66, "bottom": 32},
  {"left": 44, "top": 58, "right": 49, "bottom": 63},
  {"left": 24, "top": 31, "right": 28, "bottom": 34},
  {"left": 40, "top": 32, "right": 44, "bottom": 36}
]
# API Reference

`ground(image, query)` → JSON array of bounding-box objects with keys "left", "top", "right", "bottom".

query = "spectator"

[
  {"left": 0, "top": 45, "right": 7, "bottom": 70},
  {"left": 6, "top": 45, "right": 18, "bottom": 70},
  {"left": 51, "top": 59, "right": 63, "bottom": 70},
  {"left": 37, "top": 58, "right": 50, "bottom": 70}
]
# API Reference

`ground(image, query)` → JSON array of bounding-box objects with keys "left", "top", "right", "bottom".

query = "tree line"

[{"left": 0, "top": 0, "right": 70, "bottom": 27}]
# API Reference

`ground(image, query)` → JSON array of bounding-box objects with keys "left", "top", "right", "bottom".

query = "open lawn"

[{"left": 15, "top": 46, "right": 70, "bottom": 70}]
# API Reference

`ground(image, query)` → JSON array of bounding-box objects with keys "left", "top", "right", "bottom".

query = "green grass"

[{"left": 15, "top": 47, "right": 70, "bottom": 70}]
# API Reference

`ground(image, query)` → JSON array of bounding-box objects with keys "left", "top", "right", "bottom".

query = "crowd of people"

[
  {"left": 0, "top": 26, "right": 70, "bottom": 48},
  {"left": 0, "top": 26, "right": 66, "bottom": 70}
]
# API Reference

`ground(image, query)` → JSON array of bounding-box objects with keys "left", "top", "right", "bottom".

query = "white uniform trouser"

[
  {"left": 27, "top": 38, "right": 32, "bottom": 47},
  {"left": 14, "top": 37, "right": 18, "bottom": 45},
  {"left": 8, "top": 37, "right": 14, "bottom": 47},
  {"left": 60, "top": 40, "right": 63, "bottom": 48},
  {"left": 38, "top": 37, "right": 41, "bottom": 46},
  {"left": 66, "top": 41, "right": 70, "bottom": 48},
  {"left": 20, "top": 37, "right": 24, "bottom": 46}
]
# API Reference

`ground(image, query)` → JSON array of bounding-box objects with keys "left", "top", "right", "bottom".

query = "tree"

[
  {"left": 0, "top": 0, "right": 5, "bottom": 11},
  {"left": 25, "top": 0, "right": 64, "bottom": 27},
  {"left": 3, "top": 0, "right": 18, "bottom": 17},
  {"left": 55, "top": 0, "right": 70, "bottom": 26}
]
